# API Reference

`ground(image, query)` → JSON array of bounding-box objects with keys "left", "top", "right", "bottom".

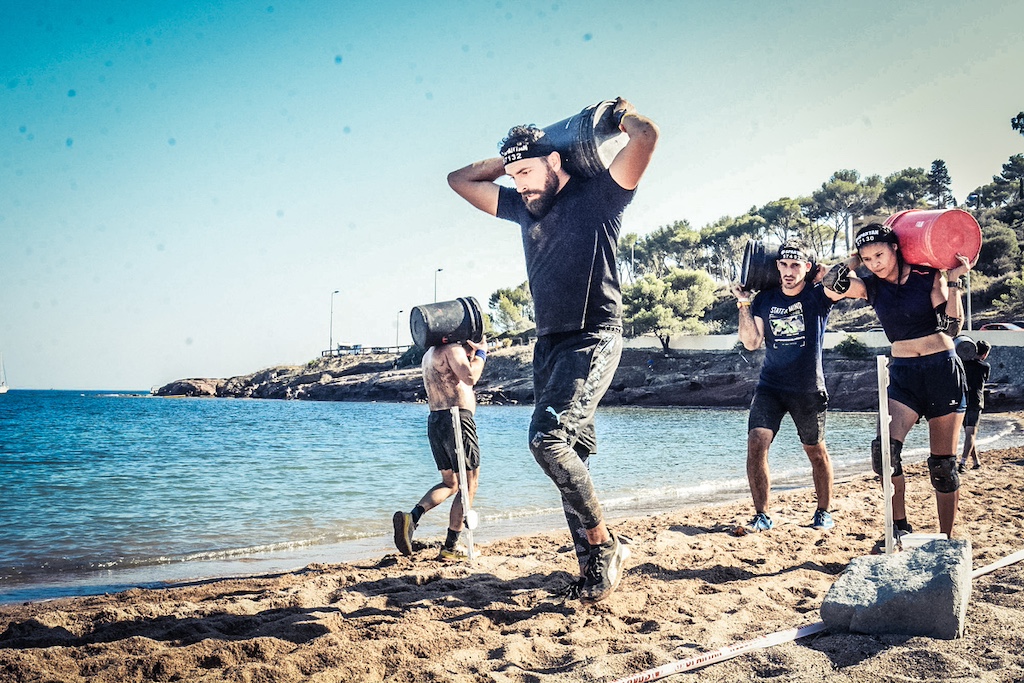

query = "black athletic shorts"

[
  {"left": 888, "top": 350, "right": 966, "bottom": 420},
  {"left": 963, "top": 409, "right": 982, "bottom": 428},
  {"left": 427, "top": 409, "right": 480, "bottom": 472},
  {"left": 748, "top": 386, "right": 828, "bottom": 446}
]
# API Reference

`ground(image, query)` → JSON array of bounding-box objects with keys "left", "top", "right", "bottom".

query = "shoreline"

[
  {"left": 5, "top": 412, "right": 1022, "bottom": 609},
  {"left": 2, "top": 437, "right": 1023, "bottom": 681}
]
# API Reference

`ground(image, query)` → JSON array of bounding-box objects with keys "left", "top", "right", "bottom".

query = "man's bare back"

[{"left": 422, "top": 342, "right": 485, "bottom": 412}]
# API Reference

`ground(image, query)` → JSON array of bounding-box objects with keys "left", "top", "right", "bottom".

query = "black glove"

[{"left": 823, "top": 263, "right": 851, "bottom": 294}]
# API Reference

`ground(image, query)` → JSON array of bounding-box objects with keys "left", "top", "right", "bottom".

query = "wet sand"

[{"left": 2, "top": 425, "right": 1023, "bottom": 682}]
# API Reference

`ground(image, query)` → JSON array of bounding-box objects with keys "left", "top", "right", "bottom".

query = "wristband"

[
  {"left": 474, "top": 349, "right": 487, "bottom": 361},
  {"left": 737, "top": 300, "right": 751, "bottom": 308},
  {"left": 947, "top": 277, "right": 966, "bottom": 290}
]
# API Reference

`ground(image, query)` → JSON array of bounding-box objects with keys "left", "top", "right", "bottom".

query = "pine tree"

[
  {"left": 927, "top": 159, "right": 953, "bottom": 209},
  {"left": 1012, "top": 112, "right": 1024, "bottom": 138}
]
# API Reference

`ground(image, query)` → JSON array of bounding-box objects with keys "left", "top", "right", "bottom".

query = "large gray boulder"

[{"left": 821, "top": 539, "right": 972, "bottom": 639}]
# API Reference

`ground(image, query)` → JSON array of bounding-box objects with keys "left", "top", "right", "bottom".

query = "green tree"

[
  {"left": 976, "top": 223, "right": 1021, "bottom": 277},
  {"left": 691, "top": 213, "right": 766, "bottom": 283},
  {"left": 809, "top": 170, "right": 883, "bottom": 257},
  {"left": 927, "top": 159, "right": 953, "bottom": 208},
  {"left": 623, "top": 268, "right": 717, "bottom": 352},
  {"left": 619, "top": 232, "right": 639, "bottom": 284},
  {"left": 1012, "top": 111, "right": 1024, "bottom": 138},
  {"left": 488, "top": 281, "right": 534, "bottom": 334},
  {"left": 993, "top": 154, "right": 1024, "bottom": 228},
  {"left": 994, "top": 154, "right": 1024, "bottom": 202},
  {"left": 994, "top": 275, "right": 1024, "bottom": 315},
  {"left": 882, "top": 167, "right": 929, "bottom": 211},
  {"left": 626, "top": 220, "right": 700, "bottom": 277},
  {"left": 966, "top": 180, "right": 1014, "bottom": 209},
  {"left": 757, "top": 198, "right": 811, "bottom": 245}
]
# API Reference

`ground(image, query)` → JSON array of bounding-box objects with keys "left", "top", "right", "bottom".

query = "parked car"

[{"left": 978, "top": 322, "right": 1024, "bottom": 331}]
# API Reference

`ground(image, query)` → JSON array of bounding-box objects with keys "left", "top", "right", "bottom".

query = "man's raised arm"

[
  {"left": 608, "top": 97, "right": 659, "bottom": 191},
  {"left": 447, "top": 157, "right": 505, "bottom": 216}
]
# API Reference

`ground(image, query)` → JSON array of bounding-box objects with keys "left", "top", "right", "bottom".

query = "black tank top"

[{"left": 864, "top": 266, "right": 940, "bottom": 343}]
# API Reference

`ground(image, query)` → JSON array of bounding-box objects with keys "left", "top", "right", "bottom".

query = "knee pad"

[
  {"left": 928, "top": 455, "right": 960, "bottom": 493},
  {"left": 871, "top": 437, "right": 904, "bottom": 476}
]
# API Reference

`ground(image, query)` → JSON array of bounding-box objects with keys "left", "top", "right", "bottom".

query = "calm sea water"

[{"left": 0, "top": 391, "right": 1018, "bottom": 603}]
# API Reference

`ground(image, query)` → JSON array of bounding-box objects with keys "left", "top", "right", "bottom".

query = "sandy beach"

[{"left": 2, "top": 417, "right": 1023, "bottom": 682}]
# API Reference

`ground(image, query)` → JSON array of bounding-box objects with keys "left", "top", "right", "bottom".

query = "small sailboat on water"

[{"left": 0, "top": 353, "right": 9, "bottom": 394}]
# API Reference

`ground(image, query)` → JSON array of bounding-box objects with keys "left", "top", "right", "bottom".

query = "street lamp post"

[
  {"left": 434, "top": 268, "right": 443, "bottom": 302},
  {"left": 965, "top": 272, "right": 973, "bottom": 331},
  {"left": 329, "top": 290, "right": 340, "bottom": 356}
]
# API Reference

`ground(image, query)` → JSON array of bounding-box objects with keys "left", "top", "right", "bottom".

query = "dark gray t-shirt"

[
  {"left": 751, "top": 282, "right": 834, "bottom": 393},
  {"left": 496, "top": 170, "right": 635, "bottom": 336}
]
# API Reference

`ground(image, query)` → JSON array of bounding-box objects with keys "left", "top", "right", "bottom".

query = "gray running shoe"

[
  {"left": 579, "top": 533, "right": 630, "bottom": 603},
  {"left": 811, "top": 509, "right": 834, "bottom": 530},
  {"left": 392, "top": 511, "right": 414, "bottom": 556},
  {"left": 744, "top": 512, "right": 774, "bottom": 534}
]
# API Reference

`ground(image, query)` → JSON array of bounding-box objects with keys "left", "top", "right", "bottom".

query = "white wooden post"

[
  {"left": 876, "top": 356, "right": 895, "bottom": 554},
  {"left": 450, "top": 407, "right": 475, "bottom": 561}
]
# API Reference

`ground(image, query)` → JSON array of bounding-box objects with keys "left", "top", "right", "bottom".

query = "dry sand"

[{"left": 2, "top": 426, "right": 1023, "bottom": 682}]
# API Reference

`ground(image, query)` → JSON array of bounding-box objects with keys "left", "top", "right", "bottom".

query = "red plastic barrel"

[{"left": 882, "top": 209, "right": 982, "bottom": 270}]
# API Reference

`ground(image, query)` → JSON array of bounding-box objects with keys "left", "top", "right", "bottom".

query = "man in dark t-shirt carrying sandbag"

[
  {"left": 447, "top": 97, "right": 658, "bottom": 603},
  {"left": 732, "top": 240, "right": 845, "bottom": 536}
]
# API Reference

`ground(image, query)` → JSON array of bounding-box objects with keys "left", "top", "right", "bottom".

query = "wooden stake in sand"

[
  {"left": 609, "top": 622, "right": 828, "bottom": 683},
  {"left": 876, "top": 355, "right": 896, "bottom": 555},
  {"left": 972, "top": 548, "right": 1024, "bottom": 579},
  {"left": 449, "top": 407, "right": 475, "bottom": 562}
]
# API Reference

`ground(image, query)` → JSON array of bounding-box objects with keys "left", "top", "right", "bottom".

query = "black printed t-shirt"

[
  {"left": 496, "top": 170, "right": 635, "bottom": 337},
  {"left": 751, "top": 283, "right": 835, "bottom": 393},
  {"left": 862, "top": 266, "right": 939, "bottom": 343}
]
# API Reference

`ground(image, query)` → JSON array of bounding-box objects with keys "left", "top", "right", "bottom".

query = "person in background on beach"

[
  {"left": 959, "top": 340, "right": 991, "bottom": 473},
  {"left": 393, "top": 337, "right": 487, "bottom": 560},
  {"left": 732, "top": 240, "right": 841, "bottom": 535},
  {"left": 822, "top": 222, "right": 973, "bottom": 539},
  {"left": 447, "top": 97, "right": 658, "bottom": 602}
]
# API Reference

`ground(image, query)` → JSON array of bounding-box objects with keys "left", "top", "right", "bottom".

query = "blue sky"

[{"left": 2, "top": 0, "right": 1022, "bottom": 389}]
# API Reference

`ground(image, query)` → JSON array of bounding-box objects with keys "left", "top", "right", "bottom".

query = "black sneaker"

[
  {"left": 894, "top": 519, "right": 913, "bottom": 538},
  {"left": 579, "top": 533, "right": 631, "bottom": 603},
  {"left": 551, "top": 577, "right": 586, "bottom": 601},
  {"left": 392, "top": 511, "right": 415, "bottom": 556}
]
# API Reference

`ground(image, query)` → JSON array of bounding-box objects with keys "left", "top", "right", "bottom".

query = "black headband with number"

[
  {"left": 854, "top": 226, "right": 898, "bottom": 249},
  {"left": 500, "top": 139, "right": 555, "bottom": 165},
  {"left": 777, "top": 245, "right": 811, "bottom": 262}
]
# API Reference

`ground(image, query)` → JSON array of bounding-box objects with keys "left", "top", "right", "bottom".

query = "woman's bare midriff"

[{"left": 890, "top": 332, "right": 955, "bottom": 358}]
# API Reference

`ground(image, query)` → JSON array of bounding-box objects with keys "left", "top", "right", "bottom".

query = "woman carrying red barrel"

[{"left": 822, "top": 222, "right": 974, "bottom": 540}]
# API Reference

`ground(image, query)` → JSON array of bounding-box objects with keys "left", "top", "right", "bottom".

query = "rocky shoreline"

[{"left": 153, "top": 344, "right": 1024, "bottom": 412}]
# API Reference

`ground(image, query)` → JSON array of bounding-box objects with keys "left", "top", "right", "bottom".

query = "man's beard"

[{"left": 521, "top": 166, "right": 560, "bottom": 218}]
